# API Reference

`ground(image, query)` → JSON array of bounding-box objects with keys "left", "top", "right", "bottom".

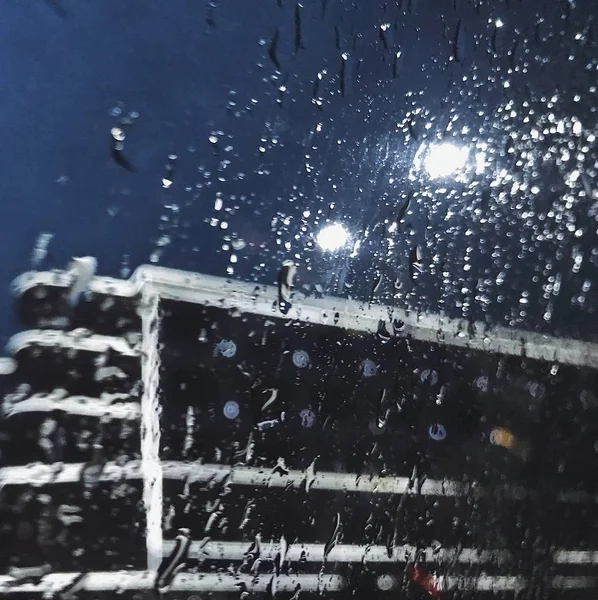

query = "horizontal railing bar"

[{"left": 0, "top": 461, "right": 593, "bottom": 503}]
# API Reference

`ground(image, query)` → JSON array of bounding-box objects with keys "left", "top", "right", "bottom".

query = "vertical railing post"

[{"left": 140, "top": 285, "right": 163, "bottom": 572}]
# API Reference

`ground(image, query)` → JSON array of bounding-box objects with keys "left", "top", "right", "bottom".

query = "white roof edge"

[{"left": 10, "top": 266, "right": 598, "bottom": 369}]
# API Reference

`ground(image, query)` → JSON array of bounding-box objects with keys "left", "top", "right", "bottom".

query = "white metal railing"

[
  {"left": 0, "top": 460, "right": 593, "bottom": 503},
  {"left": 140, "top": 287, "right": 163, "bottom": 571},
  {"left": 0, "top": 571, "right": 596, "bottom": 594},
  {"left": 164, "top": 539, "right": 508, "bottom": 564},
  {"left": 7, "top": 264, "right": 598, "bottom": 588},
  {"left": 11, "top": 266, "right": 598, "bottom": 369},
  {"left": 2, "top": 391, "right": 139, "bottom": 419},
  {"left": 0, "top": 572, "right": 344, "bottom": 594},
  {"left": 163, "top": 539, "right": 598, "bottom": 566},
  {"left": 6, "top": 330, "right": 140, "bottom": 357}
]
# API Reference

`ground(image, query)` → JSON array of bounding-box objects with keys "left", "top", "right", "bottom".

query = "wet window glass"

[{"left": 1, "top": 1, "right": 598, "bottom": 599}]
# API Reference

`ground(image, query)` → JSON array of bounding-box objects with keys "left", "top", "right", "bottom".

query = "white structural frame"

[{"left": 3, "top": 265, "right": 598, "bottom": 592}]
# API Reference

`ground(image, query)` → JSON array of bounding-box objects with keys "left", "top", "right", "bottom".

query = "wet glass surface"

[{"left": 1, "top": 1, "right": 598, "bottom": 598}]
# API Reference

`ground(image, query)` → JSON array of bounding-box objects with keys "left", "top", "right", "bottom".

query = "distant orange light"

[{"left": 490, "top": 427, "right": 515, "bottom": 449}]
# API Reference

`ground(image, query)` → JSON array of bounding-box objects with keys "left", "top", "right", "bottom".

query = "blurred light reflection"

[
  {"left": 316, "top": 223, "right": 350, "bottom": 251},
  {"left": 424, "top": 143, "right": 470, "bottom": 179}
]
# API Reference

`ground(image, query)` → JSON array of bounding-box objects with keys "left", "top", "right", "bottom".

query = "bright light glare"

[
  {"left": 316, "top": 223, "right": 350, "bottom": 251},
  {"left": 424, "top": 143, "right": 470, "bottom": 179},
  {"left": 475, "top": 150, "right": 487, "bottom": 174}
]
